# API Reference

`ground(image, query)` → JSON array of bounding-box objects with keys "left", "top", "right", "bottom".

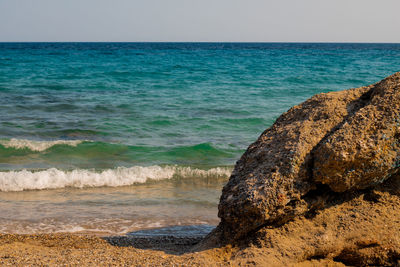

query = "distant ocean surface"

[{"left": 0, "top": 42, "right": 399, "bottom": 234}]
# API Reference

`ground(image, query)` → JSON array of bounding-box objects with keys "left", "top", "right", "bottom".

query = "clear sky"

[{"left": 1, "top": 0, "right": 399, "bottom": 42}]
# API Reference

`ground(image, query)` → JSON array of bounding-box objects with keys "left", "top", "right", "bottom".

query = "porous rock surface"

[
  {"left": 314, "top": 74, "right": 400, "bottom": 191},
  {"left": 218, "top": 72, "right": 400, "bottom": 240}
]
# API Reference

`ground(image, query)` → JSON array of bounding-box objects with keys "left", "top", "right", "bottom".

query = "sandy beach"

[{"left": 0, "top": 233, "right": 238, "bottom": 266}]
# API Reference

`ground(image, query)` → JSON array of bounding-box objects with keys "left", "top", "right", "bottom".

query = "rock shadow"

[{"left": 103, "top": 224, "right": 215, "bottom": 255}]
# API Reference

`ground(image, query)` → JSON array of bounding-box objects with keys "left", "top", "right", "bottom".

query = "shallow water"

[
  {"left": 0, "top": 175, "right": 225, "bottom": 235},
  {"left": 0, "top": 42, "right": 400, "bottom": 234}
]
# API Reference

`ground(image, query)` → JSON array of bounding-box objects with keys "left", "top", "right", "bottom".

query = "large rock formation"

[{"left": 217, "top": 72, "right": 400, "bottom": 240}]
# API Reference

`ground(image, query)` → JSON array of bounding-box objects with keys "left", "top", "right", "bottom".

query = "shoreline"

[{"left": 1, "top": 176, "right": 399, "bottom": 266}]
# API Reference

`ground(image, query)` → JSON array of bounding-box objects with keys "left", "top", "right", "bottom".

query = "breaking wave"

[
  {"left": 0, "top": 138, "right": 86, "bottom": 152},
  {"left": 0, "top": 166, "right": 232, "bottom": 192}
]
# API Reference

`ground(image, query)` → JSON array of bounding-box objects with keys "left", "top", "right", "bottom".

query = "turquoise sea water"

[
  {"left": 1, "top": 43, "right": 400, "bottom": 171},
  {"left": 0, "top": 43, "right": 399, "bottom": 234}
]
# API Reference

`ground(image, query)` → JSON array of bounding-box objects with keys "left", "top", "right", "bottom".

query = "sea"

[{"left": 0, "top": 42, "right": 399, "bottom": 235}]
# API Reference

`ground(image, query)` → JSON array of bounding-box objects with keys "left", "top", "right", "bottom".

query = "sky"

[{"left": 0, "top": 0, "right": 399, "bottom": 42}]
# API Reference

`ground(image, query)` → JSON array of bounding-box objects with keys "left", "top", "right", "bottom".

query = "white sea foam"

[
  {"left": 0, "top": 218, "right": 212, "bottom": 235},
  {"left": 0, "top": 138, "right": 85, "bottom": 151},
  {"left": 0, "top": 166, "right": 232, "bottom": 192}
]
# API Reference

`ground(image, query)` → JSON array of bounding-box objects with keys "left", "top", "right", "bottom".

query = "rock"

[
  {"left": 233, "top": 175, "right": 400, "bottom": 266},
  {"left": 313, "top": 74, "right": 400, "bottom": 192},
  {"left": 217, "top": 72, "right": 400, "bottom": 240}
]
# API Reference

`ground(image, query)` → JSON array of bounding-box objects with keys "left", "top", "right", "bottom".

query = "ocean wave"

[
  {"left": 0, "top": 138, "right": 86, "bottom": 152},
  {"left": 0, "top": 166, "right": 232, "bottom": 192},
  {"left": 0, "top": 139, "right": 241, "bottom": 168}
]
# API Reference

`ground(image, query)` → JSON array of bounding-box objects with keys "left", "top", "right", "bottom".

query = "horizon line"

[{"left": 1, "top": 41, "right": 400, "bottom": 44}]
